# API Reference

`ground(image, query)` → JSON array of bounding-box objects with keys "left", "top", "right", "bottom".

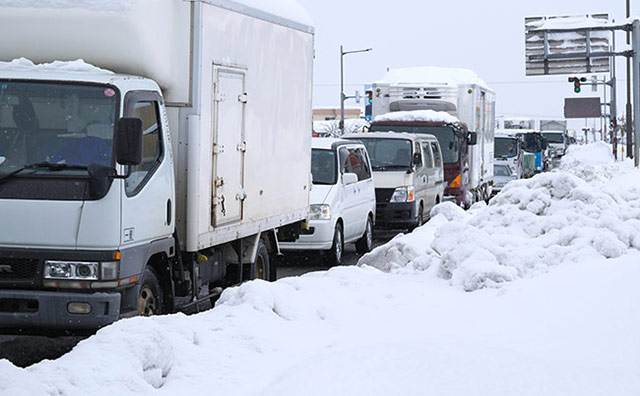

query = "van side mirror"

[
  {"left": 468, "top": 132, "right": 478, "bottom": 145},
  {"left": 343, "top": 172, "right": 358, "bottom": 185},
  {"left": 115, "top": 117, "right": 143, "bottom": 166}
]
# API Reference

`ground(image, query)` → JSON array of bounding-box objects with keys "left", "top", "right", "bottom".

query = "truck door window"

[
  {"left": 125, "top": 101, "right": 162, "bottom": 196},
  {"left": 421, "top": 142, "right": 433, "bottom": 168}
]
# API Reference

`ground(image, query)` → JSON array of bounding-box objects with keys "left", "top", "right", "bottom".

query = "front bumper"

[
  {"left": 0, "top": 289, "right": 120, "bottom": 332},
  {"left": 279, "top": 219, "right": 335, "bottom": 251},
  {"left": 375, "top": 201, "right": 417, "bottom": 228}
]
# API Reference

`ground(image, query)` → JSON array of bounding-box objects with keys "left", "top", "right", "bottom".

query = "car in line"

[
  {"left": 280, "top": 138, "right": 376, "bottom": 266},
  {"left": 344, "top": 132, "right": 444, "bottom": 231}
]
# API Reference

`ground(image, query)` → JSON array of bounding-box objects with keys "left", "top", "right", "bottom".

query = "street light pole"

[
  {"left": 627, "top": 0, "right": 634, "bottom": 158},
  {"left": 339, "top": 45, "right": 372, "bottom": 133}
]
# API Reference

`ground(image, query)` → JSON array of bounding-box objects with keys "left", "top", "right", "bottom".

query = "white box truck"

[
  {"left": 369, "top": 67, "right": 495, "bottom": 207},
  {"left": 0, "top": 0, "right": 314, "bottom": 332}
]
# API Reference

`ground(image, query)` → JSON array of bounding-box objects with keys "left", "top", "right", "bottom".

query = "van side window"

[
  {"left": 430, "top": 142, "right": 442, "bottom": 167},
  {"left": 421, "top": 142, "right": 433, "bottom": 168},
  {"left": 356, "top": 148, "right": 371, "bottom": 180},
  {"left": 125, "top": 101, "right": 162, "bottom": 196},
  {"left": 413, "top": 142, "right": 423, "bottom": 168},
  {"left": 340, "top": 146, "right": 370, "bottom": 181}
]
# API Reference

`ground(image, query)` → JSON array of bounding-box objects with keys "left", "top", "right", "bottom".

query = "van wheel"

[
  {"left": 355, "top": 216, "right": 374, "bottom": 254},
  {"left": 253, "top": 239, "right": 272, "bottom": 281},
  {"left": 327, "top": 223, "right": 344, "bottom": 266},
  {"left": 409, "top": 204, "right": 424, "bottom": 232},
  {"left": 138, "top": 267, "right": 164, "bottom": 316}
]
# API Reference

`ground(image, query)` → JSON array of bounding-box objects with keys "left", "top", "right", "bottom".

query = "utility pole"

[
  {"left": 627, "top": 0, "right": 634, "bottom": 158},
  {"left": 339, "top": 45, "right": 372, "bottom": 133}
]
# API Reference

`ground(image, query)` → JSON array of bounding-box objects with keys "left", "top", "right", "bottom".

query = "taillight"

[{"left": 449, "top": 174, "right": 461, "bottom": 188}]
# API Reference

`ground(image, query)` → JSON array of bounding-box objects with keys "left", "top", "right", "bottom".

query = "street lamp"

[{"left": 340, "top": 45, "right": 372, "bottom": 133}]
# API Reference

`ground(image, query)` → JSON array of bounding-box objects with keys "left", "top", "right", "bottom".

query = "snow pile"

[
  {"left": 0, "top": 58, "right": 113, "bottom": 74},
  {"left": 378, "top": 66, "right": 488, "bottom": 89},
  {"left": 313, "top": 118, "right": 369, "bottom": 136},
  {"left": 373, "top": 109, "right": 460, "bottom": 124},
  {"left": 360, "top": 143, "right": 640, "bottom": 291}
]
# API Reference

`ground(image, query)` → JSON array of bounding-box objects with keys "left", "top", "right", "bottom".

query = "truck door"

[
  {"left": 212, "top": 67, "right": 246, "bottom": 227},
  {"left": 121, "top": 93, "right": 174, "bottom": 248}
]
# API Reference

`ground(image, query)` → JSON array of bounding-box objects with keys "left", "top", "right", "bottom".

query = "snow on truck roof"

[
  {"left": 0, "top": 0, "right": 313, "bottom": 27},
  {"left": 0, "top": 58, "right": 113, "bottom": 74},
  {"left": 377, "top": 66, "right": 489, "bottom": 89},
  {"left": 373, "top": 110, "right": 460, "bottom": 124}
]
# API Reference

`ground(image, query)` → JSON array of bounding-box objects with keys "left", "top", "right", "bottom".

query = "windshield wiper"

[{"left": 0, "top": 162, "right": 88, "bottom": 184}]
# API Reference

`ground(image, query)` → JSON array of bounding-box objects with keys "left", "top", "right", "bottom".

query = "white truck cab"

[
  {"left": 280, "top": 138, "right": 376, "bottom": 265},
  {"left": 344, "top": 132, "right": 444, "bottom": 230}
]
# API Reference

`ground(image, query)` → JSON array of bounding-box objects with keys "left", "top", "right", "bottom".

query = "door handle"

[{"left": 166, "top": 199, "right": 172, "bottom": 226}]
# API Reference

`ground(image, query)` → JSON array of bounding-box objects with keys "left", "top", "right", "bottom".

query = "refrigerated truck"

[
  {"left": 369, "top": 67, "right": 495, "bottom": 207},
  {"left": 0, "top": 0, "right": 314, "bottom": 332}
]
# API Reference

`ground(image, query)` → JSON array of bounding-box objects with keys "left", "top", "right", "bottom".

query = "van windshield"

[
  {"left": 311, "top": 149, "right": 337, "bottom": 185},
  {"left": 356, "top": 138, "right": 412, "bottom": 171},
  {"left": 543, "top": 133, "right": 564, "bottom": 143},
  {"left": 369, "top": 124, "right": 460, "bottom": 164},
  {"left": 0, "top": 81, "right": 118, "bottom": 177},
  {"left": 495, "top": 137, "right": 518, "bottom": 158}
]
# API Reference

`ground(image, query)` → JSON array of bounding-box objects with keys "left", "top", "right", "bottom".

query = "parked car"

[
  {"left": 280, "top": 138, "right": 376, "bottom": 265},
  {"left": 344, "top": 132, "right": 444, "bottom": 231},
  {"left": 492, "top": 163, "right": 517, "bottom": 196}
]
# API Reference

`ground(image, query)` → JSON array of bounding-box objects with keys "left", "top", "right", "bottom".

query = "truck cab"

[
  {"left": 0, "top": 70, "right": 175, "bottom": 330},
  {"left": 494, "top": 130, "right": 524, "bottom": 178}
]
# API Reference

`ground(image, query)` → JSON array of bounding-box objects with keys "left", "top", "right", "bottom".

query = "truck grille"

[
  {"left": 375, "top": 188, "right": 395, "bottom": 203},
  {"left": 0, "top": 258, "right": 39, "bottom": 280}
]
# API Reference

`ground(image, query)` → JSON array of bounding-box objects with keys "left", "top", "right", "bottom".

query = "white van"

[
  {"left": 344, "top": 132, "right": 444, "bottom": 230},
  {"left": 280, "top": 138, "right": 376, "bottom": 265}
]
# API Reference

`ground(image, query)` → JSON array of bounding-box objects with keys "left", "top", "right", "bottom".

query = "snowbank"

[
  {"left": 373, "top": 109, "right": 459, "bottom": 124},
  {"left": 378, "top": 66, "right": 488, "bottom": 89},
  {"left": 360, "top": 142, "right": 640, "bottom": 291},
  {"left": 0, "top": 58, "right": 113, "bottom": 74}
]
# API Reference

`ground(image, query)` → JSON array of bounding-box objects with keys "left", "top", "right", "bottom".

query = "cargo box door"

[{"left": 212, "top": 67, "right": 246, "bottom": 227}]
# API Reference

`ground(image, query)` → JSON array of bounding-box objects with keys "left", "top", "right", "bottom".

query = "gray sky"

[{"left": 297, "top": 0, "right": 634, "bottom": 132}]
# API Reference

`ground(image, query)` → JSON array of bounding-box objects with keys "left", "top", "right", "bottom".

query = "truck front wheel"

[
  {"left": 253, "top": 239, "right": 272, "bottom": 281},
  {"left": 138, "top": 267, "right": 165, "bottom": 316}
]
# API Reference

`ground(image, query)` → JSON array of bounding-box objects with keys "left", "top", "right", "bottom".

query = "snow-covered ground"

[{"left": 1, "top": 142, "right": 639, "bottom": 395}]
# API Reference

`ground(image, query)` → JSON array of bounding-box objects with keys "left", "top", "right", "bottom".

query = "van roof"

[
  {"left": 342, "top": 131, "right": 437, "bottom": 142},
  {"left": 311, "top": 137, "right": 364, "bottom": 150}
]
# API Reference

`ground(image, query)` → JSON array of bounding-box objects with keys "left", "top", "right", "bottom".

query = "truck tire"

[
  {"left": 327, "top": 223, "right": 344, "bottom": 266},
  {"left": 137, "top": 267, "right": 165, "bottom": 316},
  {"left": 355, "top": 216, "right": 374, "bottom": 254},
  {"left": 253, "top": 239, "right": 272, "bottom": 281}
]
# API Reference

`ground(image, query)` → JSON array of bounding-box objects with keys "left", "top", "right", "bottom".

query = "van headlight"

[
  {"left": 390, "top": 186, "right": 415, "bottom": 203},
  {"left": 44, "top": 261, "right": 119, "bottom": 280},
  {"left": 309, "top": 204, "right": 331, "bottom": 220}
]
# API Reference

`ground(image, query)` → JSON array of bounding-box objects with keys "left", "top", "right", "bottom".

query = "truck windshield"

[
  {"left": 311, "top": 149, "right": 337, "bottom": 185},
  {"left": 543, "top": 133, "right": 564, "bottom": 143},
  {"left": 0, "top": 81, "right": 118, "bottom": 176},
  {"left": 495, "top": 137, "right": 518, "bottom": 158},
  {"left": 356, "top": 138, "right": 412, "bottom": 171},
  {"left": 369, "top": 125, "right": 460, "bottom": 165},
  {"left": 521, "top": 134, "right": 543, "bottom": 153}
]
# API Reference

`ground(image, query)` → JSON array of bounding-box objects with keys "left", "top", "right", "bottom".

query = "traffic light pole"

[{"left": 339, "top": 46, "right": 372, "bottom": 134}]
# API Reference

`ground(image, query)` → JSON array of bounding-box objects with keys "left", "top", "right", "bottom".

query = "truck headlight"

[
  {"left": 390, "top": 186, "right": 415, "bottom": 203},
  {"left": 44, "top": 261, "right": 100, "bottom": 280},
  {"left": 309, "top": 204, "right": 331, "bottom": 220},
  {"left": 100, "top": 261, "right": 120, "bottom": 281}
]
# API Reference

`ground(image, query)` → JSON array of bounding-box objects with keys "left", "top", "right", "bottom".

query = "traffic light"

[
  {"left": 364, "top": 90, "right": 373, "bottom": 121},
  {"left": 366, "top": 90, "right": 373, "bottom": 104},
  {"left": 568, "top": 76, "right": 587, "bottom": 93}
]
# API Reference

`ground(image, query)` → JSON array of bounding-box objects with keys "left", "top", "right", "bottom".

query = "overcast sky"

[{"left": 296, "top": 0, "right": 636, "bottom": 132}]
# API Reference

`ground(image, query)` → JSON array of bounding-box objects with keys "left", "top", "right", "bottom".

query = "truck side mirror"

[
  {"left": 115, "top": 117, "right": 143, "bottom": 166},
  {"left": 542, "top": 140, "right": 548, "bottom": 150},
  {"left": 468, "top": 132, "right": 478, "bottom": 145}
]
